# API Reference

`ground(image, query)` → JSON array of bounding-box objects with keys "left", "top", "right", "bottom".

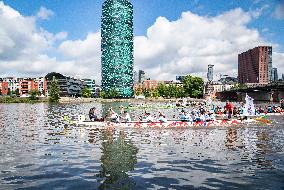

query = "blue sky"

[
  {"left": 3, "top": 0, "right": 284, "bottom": 49},
  {"left": 0, "top": 0, "right": 284, "bottom": 80}
]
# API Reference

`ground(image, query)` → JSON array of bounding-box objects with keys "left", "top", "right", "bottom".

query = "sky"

[{"left": 0, "top": 0, "right": 284, "bottom": 83}]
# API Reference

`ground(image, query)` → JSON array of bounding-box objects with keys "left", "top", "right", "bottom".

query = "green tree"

[
  {"left": 82, "top": 87, "right": 92, "bottom": 98},
  {"left": 99, "top": 90, "right": 107, "bottom": 98},
  {"left": 183, "top": 75, "right": 204, "bottom": 98},
  {"left": 29, "top": 90, "right": 39, "bottom": 101},
  {"left": 134, "top": 84, "right": 142, "bottom": 96},
  {"left": 15, "top": 88, "right": 20, "bottom": 97},
  {"left": 48, "top": 77, "right": 60, "bottom": 103},
  {"left": 7, "top": 88, "right": 11, "bottom": 96},
  {"left": 151, "top": 88, "right": 160, "bottom": 98},
  {"left": 157, "top": 83, "right": 167, "bottom": 97},
  {"left": 108, "top": 88, "right": 119, "bottom": 98},
  {"left": 142, "top": 88, "right": 150, "bottom": 97}
]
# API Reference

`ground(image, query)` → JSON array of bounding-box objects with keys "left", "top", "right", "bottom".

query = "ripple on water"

[{"left": 0, "top": 103, "right": 283, "bottom": 190}]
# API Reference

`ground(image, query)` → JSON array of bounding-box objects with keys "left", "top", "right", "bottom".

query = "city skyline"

[{"left": 0, "top": 0, "right": 284, "bottom": 83}]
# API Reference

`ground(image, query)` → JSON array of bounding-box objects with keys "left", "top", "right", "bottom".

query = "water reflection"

[
  {"left": 225, "top": 128, "right": 238, "bottom": 150},
  {"left": 98, "top": 130, "right": 138, "bottom": 189},
  {"left": 255, "top": 130, "right": 274, "bottom": 170},
  {"left": 0, "top": 103, "right": 283, "bottom": 190}
]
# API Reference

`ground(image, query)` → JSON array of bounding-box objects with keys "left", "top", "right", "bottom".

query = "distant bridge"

[
  {"left": 229, "top": 83, "right": 284, "bottom": 93},
  {"left": 217, "top": 83, "right": 284, "bottom": 102}
]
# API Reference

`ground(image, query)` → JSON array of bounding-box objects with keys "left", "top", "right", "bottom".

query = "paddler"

[
  {"left": 122, "top": 110, "right": 131, "bottom": 122},
  {"left": 108, "top": 107, "right": 120, "bottom": 123},
  {"left": 158, "top": 111, "right": 167, "bottom": 123},
  {"left": 89, "top": 107, "right": 104, "bottom": 122},
  {"left": 144, "top": 112, "right": 155, "bottom": 122},
  {"left": 281, "top": 98, "right": 284, "bottom": 110},
  {"left": 225, "top": 100, "right": 234, "bottom": 119}
]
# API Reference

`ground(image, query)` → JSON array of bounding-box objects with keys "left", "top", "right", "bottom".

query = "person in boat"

[
  {"left": 200, "top": 113, "right": 206, "bottom": 122},
  {"left": 179, "top": 110, "right": 186, "bottom": 121},
  {"left": 267, "top": 105, "right": 273, "bottom": 113},
  {"left": 280, "top": 98, "right": 284, "bottom": 110},
  {"left": 194, "top": 113, "right": 201, "bottom": 122},
  {"left": 144, "top": 112, "right": 155, "bottom": 122},
  {"left": 199, "top": 106, "right": 205, "bottom": 115},
  {"left": 183, "top": 111, "right": 193, "bottom": 122},
  {"left": 89, "top": 107, "right": 104, "bottom": 122},
  {"left": 204, "top": 111, "right": 211, "bottom": 121},
  {"left": 122, "top": 110, "right": 131, "bottom": 122},
  {"left": 225, "top": 100, "right": 234, "bottom": 119},
  {"left": 108, "top": 108, "right": 120, "bottom": 123},
  {"left": 209, "top": 112, "right": 216, "bottom": 121},
  {"left": 158, "top": 111, "right": 167, "bottom": 123},
  {"left": 119, "top": 105, "right": 125, "bottom": 115}
]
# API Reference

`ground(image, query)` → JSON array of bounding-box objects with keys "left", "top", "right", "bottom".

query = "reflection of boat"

[{"left": 75, "top": 119, "right": 260, "bottom": 128}]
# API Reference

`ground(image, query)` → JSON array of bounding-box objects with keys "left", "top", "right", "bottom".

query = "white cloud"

[
  {"left": 0, "top": 2, "right": 77, "bottom": 79},
  {"left": 250, "top": 4, "right": 269, "bottom": 18},
  {"left": 0, "top": 1, "right": 283, "bottom": 84},
  {"left": 134, "top": 8, "right": 283, "bottom": 81},
  {"left": 59, "top": 33, "right": 101, "bottom": 58},
  {"left": 273, "top": 52, "right": 284, "bottom": 77},
  {"left": 273, "top": 2, "right": 284, "bottom": 19},
  {"left": 37, "top": 6, "right": 54, "bottom": 20}
]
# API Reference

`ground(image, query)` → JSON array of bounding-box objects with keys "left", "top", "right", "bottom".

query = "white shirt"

[
  {"left": 124, "top": 113, "right": 131, "bottom": 122},
  {"left": 145, "top": 115, "right": 155, "bottom": 122},
  {"left": 159, "top": 116, "right": 167, "bottom": 123},
  {"left": 110, "top": 113, "right": 120, "bottom": 122}
]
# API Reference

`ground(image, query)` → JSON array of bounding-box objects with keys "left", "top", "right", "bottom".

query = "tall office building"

[
  {"left": 138, "top": 70, "right": 145, "bottom": 83},
  {"left": 207, "top": 64, "right": 214, "bottom": 83},
  {"left": 282, "top": 74, "right": 284, "bottom": 81},
  {"left": 238, "top": 46, "right": 272, "bottom": 84},
  {"left": 101, "top": 0, "right": 134, "bottom": 98},
  {"left": 272, "top": 68, "right": 278, "bottom": 81}
]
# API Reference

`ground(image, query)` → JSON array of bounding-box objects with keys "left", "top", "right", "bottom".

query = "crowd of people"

[{"left": 88, "top": 98, "right": 284, "bottom": 123}]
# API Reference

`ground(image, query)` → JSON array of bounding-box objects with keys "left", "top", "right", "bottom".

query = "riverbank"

[
  {"left": 0, "top": 96, "right": 48, "bottom": 103},
  {"left": 0, "top": 96, "right": 205, "bottom": 104},
  {"left": 96, "top": 97, "right": 205, "bottom": 103},
  {"left": 59, "top": 97, "right": 95, "bottom": 103}
]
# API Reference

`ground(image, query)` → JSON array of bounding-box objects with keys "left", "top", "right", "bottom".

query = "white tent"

[{"left": 20, "top": 94, "right": 29, "bottom": 98}]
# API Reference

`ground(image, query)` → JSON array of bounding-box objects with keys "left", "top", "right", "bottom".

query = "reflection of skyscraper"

[
  {"left": 207, "top": 65, "right": 214, "bottom": 83},
  {"left": 101, "top": 0, "right": 134, "bottom": 98},
  {"left": 99, "top": 130, "right": 138, "bottom": 189}
]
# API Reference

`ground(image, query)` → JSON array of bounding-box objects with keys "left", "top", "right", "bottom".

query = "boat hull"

[{"left": 75, "top": 119, "right": 258, "bottom": 129}]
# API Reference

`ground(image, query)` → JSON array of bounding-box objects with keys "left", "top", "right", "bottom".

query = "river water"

[{"left": 0, "top": 102, "right": 283, "bottom": 190}]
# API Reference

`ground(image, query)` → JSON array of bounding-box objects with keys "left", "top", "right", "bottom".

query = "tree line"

[{"left": 100, "top": 75, "right": 204, "bottom": 99}]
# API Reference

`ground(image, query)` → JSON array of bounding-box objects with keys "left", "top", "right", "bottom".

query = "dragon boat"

[
  {"left": 63, "top": 112, "right": 279, "bottom": 129},
  {"left": 73, "top": 118, "right": 270, "bottom": 129}
]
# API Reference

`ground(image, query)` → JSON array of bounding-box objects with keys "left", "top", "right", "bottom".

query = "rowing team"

[{"left": 89, "top": 106, "right": 217, "bottom": 123}]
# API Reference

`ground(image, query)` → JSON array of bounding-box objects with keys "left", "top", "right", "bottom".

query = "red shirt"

[{"left": 226, "top": 103, "right": 233, "bottom": 111}]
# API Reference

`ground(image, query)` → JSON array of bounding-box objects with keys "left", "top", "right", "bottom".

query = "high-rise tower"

[
  {"left": 101, "top": 0, "right": 134, "bottom": 98},
  {"left": 207, "top": 64, "right": 214, "bottom": 83},
  {"left": 238, "top": 46, "right": 272, "bottom": 84}
]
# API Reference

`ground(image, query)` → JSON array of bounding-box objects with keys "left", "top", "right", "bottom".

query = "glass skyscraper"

[
  {"left": 101, "top": 0, "right": 134, "bottom": 98},
  {"left": 207, "top": 64, "right": 214, "bottom": 83}
]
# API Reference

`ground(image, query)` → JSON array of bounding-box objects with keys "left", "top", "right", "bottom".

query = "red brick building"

[
  {"left": 19, "top": 79, "right": 38, "bottom": 96},
  {"left": 238, "top": 46, "right": 272, "bottom": 84},
  {"left": 142, "top": 80, "right": 158, "bottom": 90},
  {"left": 0, "top": 82, "right": 9, "bottom": 95}
]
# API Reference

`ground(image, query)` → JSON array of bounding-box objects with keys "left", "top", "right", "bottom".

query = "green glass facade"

[{"left": 101, "top": 0, "right": 134, "bottom": 98}]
